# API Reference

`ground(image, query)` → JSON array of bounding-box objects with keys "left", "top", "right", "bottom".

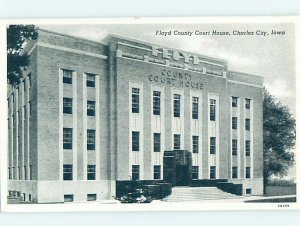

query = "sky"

[{"left": 40, "top": 23, "right": 296, "bottom": 178}]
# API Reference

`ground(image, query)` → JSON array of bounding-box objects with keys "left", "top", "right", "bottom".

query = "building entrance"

[{"left": 163, "top": 150, "right": 192, "bottom": 186}]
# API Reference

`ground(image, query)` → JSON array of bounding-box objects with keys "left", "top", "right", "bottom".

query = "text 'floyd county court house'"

[{"left": 7, "top": 29, "right": 264, "bottom": 203}]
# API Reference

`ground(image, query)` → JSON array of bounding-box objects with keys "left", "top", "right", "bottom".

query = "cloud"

[{"left": 264, "top": 78, "right": 293, "bottom": 99}]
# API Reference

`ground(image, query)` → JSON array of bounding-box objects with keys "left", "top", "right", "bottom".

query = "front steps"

[{"left": 163, "top": 186, "right": 242, "bottom": 202}]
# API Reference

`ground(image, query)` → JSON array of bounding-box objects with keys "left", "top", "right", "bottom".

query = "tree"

[
  {"left": 263, "top": 87, "right": 296, "bottom": 193},
  {"left": 7, "top": 25, "right": 38, "bottom": 85}
]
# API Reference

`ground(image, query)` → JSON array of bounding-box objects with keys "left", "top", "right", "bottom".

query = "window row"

[
  {"left": 131, "top": 165, "right": 161, "bottom": 180},
  {"left": 63, "top": 164, "right": 96, "bottom": 180},
  {"left": 232, "top": 140, "right": 251, "bottom": 156},
  {"left": 8, "top": 165, "right": 33, "bottom": 180},
  {"left": 63, "top": 128, "right": 95, "bottom": 150},
  {"left": 131, "top": 88, "right": 201, "bottom": 119},
  {"left": 62, "top": 69, "right": 97, "bottom": 87},
  {"left": 64, "top": 193, "right": 97, "bottom": 202},
  {"left": 232, "top": 167, "right": 251, "bottom": 179},
  {"left": 232, "top": 117, "right": 251, "bottom": 130},
  {"left": 63, "top": 98, "right": 95, "bottom": 116},
  {"left": 232, "top": 97, "right": 251, "bottom": 109}
]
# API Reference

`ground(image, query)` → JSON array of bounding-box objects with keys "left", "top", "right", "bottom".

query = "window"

[
  {"left": 245, "top": 118, "right": 251, "bottom": 130},
  {"left": 29, "top": 194, "right": 32, "bottom": 202},
  {"left": 192, "top": 97, "right": 199, "bottom": 119},
  {"left": 24, "top": 166, "right": 27, "bottom": 180},
  {"left": 63, "top": 128, "right": 72, "bottom": 149},
  {"left": 23, "top": 105, "right": 26, "bottom": 120},
  {"left": 210, "top": 166, "right": 216, "bottom": 179},
  {"left": 64, "top": 194, "right": 74, "bottom": 202},
  {"left": 192, "top": 136, "right": 199, "bottom": 153},
  {"left": 132, "top": 131, "right": 140, "bottom": 151},
  {"left": 28, "top": 73, "right": 32, "bottom": 88},
  {"left": 245, "top": 99, "right": 251, "bottom": 109},
  {"left": 153, "top": 91, "right": 161, "bottom": 115},
  {"left": 153, "top": 165, "right": 161, "bottom": 180},
  {"left": 232, "top": 139, "right": 238, "bottom": 156},
  {"left": 232, "top": 97, "right": 238, "bottom": 107},
  {"left": 86, "top": 73, "right": 96, "bottom": 87},
  {"left": 210, "top": 137, "right": 216, "bottom": 154},
  {"left": 29, "top": 165, "right": 32, "bottom": 180},
  {"left": 132, "top": 88, "right": 140, "bottom": 113},
  {"left": 174, "top": 134, "right": 180, "bottom": 150},
  {"left": 210, "top": 99, "right": 216, "bottom": 121},
  {"left": 87, "top": 100, "right": 95, "bottom": 116},
  {"left": 153, "top": 133, "right": 161, "bottom": 152},
  {"left": 132, "top": 165, "right": 140, "bottom": 180},
  {"left": 246, "top": 188, "right": 252, "bottom": 194},
  {"left": 87, "top": 165, "right": 96, "bottom": 180},
  {"left": 18, "top": 167, "right": 21, "bottom": 180},
  {"left": 173, "top": 94, "right": 180, "bottom": 117},
  {"left": 232, "top": 167, "right": 238, "bottom": 178},
  {"left": 63, "top": 164, "right": 73, "bottom": 180},
  {"left": 245, "top": 140, "right": 251, "bottom": 156},
  {"left": 63, "top": 98, "right": 72, "bottom": 114},
  {"left": 87, "top": 194, "right": 97, "bottom": 201},
  {"left": 246, "top": 167, "right": 251, "bottom": 178},
  {"left": 232, "top": 117, "right": 238, "bottom": 129},
  {"left": 63, "top": 69, "right": 72, "bottom": 84},
  {"left": 23, "top": 80, "right": 26, "bottom": 91},
  {"left": 23, "top": 193, "right": 26, "bottom": 201},
  {"left": 192, "top": 166, "right": 199, "bottom": 179},
  {"left": 8, "top": 167, "right": 11, "bottom": 179},
  {"left": 29, "top": 101, "right": 32, "bottom": 116},
  {"left": 87, "top": 130, "right": 96, "bottom": 150}
]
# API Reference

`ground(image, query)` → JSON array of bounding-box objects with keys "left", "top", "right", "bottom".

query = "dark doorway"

[{"left": 163, "top": 150, "right": 192, "bottom": 186}]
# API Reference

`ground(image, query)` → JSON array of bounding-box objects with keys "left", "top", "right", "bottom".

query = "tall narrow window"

[
  {"left": 246, "top": 167, "right": 251, "bottom": 178},
  {"left": 192, "top": 97, "right": 199, "bottom": 119},
  {"left": 63, "top": 164, "right": 73, "bottom": 180},
  {"left": 210, "top": 166, "right": 216, "bottom": 179},
  {"left": 245, "top": 140, "right": 251, "bottom": 156},
  {"left": 210, "top": 137, "right": 216, "bottom": 154},
  {"left": 210, "top": 99, "right": 216, "bottom": 121},
  {"left": 87, "top": 100, "right": 95, "bottom": 116},
  {"left": 24, "top": 166, "right": 27, "bottom": 180},
  {"left": 8, "top": 167, "right": 11, "bottom": 179},
  {"left": 192, "top": 166, "right": 199, "bottom": 179},
  {"left": 87, "top": 130, "right": 96, "bottom": 150},
  {"left": 245, "top": 118, "right": 251, "bottom": 130},
  {"left": 153, "top": 165, "right": 161, "bottom": 180},
  {"left": 173, "top": 94, "right": 180, "bottom": 117},
  {"left": 63, "top": 69, "right": 72, "bottom": 84},
  {"left": 29, "top": 165, "right": 32, "bottom": 180},
  {"left": 232, "top": 167, "right": 238, "bottom": 178},
  {"left": 28, "top": 73, "right": 32, "bottom": 88},
  {"left": 132, "top": 88, "right": 140, "bottom": 113},
  {"left": 245, "top": 99, "right": 251, "bottom": 109},
  {"left": 29, "top": 101, "right": 32, "bottom": 116},
  {"left": 86, "top": 73, "right": 96, "bottom": 87},
  {"left": 63, "top": 98, "right": 72, "bottom": 114},
  {"left": 232, "top": 97, "right": 238, "bottom": 107},
  {"left": 132, "top": 131, "right": 140, "bottom": 151},
  {"left": 87, "top": 165, "right": 96, "bottom": 180},
  {"left": 153, "top": 91, "right": 161, "bottom": 115},
  {"left": 232, "top": 139, "right": 238, "bottom": 156},
  {"left": 132, "top": 165, "right": 140, "bottom": 180},
  {"left": 153, "top": 133, "right": 161, "bottom": 152},
  {"left": 23, "top": 105, "right": 26, "bottom": 120},
  {"left": 174, "top": 134, "right": 180, "bottom": 150},
  {"left": 63, "top": 128, "right": 72, "bottom": 149},
  {"left": 232, "top": 117, "right": 238, "bottom": 129},
  {"left": 192, "top": 136, "right": 199, "bottom": 153}
]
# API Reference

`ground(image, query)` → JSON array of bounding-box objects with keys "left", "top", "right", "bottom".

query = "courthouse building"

[{"left": 7, "top": 29, "right": 264, "bottom": 203}]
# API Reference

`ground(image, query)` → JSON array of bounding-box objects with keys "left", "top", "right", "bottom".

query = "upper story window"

[
  {"left": 132, "top": 88, "right": 140, "bottom": 113},
  {"left": 232, "top": 117, "right": 238, "bottom": 129},
  {"left": 87, "top": 100, "right": 95, "bottom": 116},
  {"left": 174, "top": 134, "right": 181, "bottom": 150},
  {"left": 63, "top": 98, "right": 72, "bottom": 114},
  {"left": 86, "top": 73, "right": 96, "bottom": 87},
  {"left": 132, "top": 165, "right": 140, "bottom": 180},
  {"left": 153, "top": 133, "right": 161, "bottom": 152},
  {"left": 153, "top": 165, "right": 161, "bottom": 180},
  {"left": 245, "top": 118, "right": 251, "bottom": 130},
  {"left": 132, "top": 131, "right": 140, "bottom": 151},
  {"left": 232, "top": 139, "right": 238, "bottom": 156},
  {"left": 245, "top": 99, "right": 251, "bottom": 109},
  {"left": 210, "top": 99, "right": 216, "bottom": 121},
  {"left": 63, "top": 69, "right": 73, "bottom": 84},
  {"left": 153, "top": 91, "right": 161, "bottom": 115},
  {"left": 87, "top": 165, "right": 96, "bottom": 180},
  {"left": 63, "top": 164, "right": 73, "bottom": 180},
  {"left": 210, "top": 137, "right": 216, "bottom": 154},
  {"left": 232, "top": 167, "right": 238, "bottom": 178},
  {"left": 192, "top": 136, "right": 199, "bottom": 153},
  {"left": 173, "top": 94, "right": 181, "bottom": 117},
  {"left": 192, "top": 97, "right": 199, "bottom": 119},
  {"left": 245, "top": 140, "right": 251, "bottom": 156},
  {"left": 63, "top": 128, "right": 72, "bottom": 149},
  {"left": 246, "top": 167, "right": 251, "bottom": 178},
  {"left": 210, "top": 166, "right": 216, "bottom": 179},
  {"left": 232, "top": 97, "right": 238, "bottom": 107},
  {"left": 87, "top": 130, "right": 96, "bottom": 150},
  {"left": 192, "top": 166, "right": 199, "bottom": 179}
]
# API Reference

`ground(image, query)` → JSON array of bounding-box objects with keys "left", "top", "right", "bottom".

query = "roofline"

[
  {"left": 103, "top": 33, "right": 227, "bottom": 65},
  {"left": 228, "top": 70, "right": 264, "bottom": 80},
  {"left": 37, "top": 28, "right": 108, "bottom": 46}
]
